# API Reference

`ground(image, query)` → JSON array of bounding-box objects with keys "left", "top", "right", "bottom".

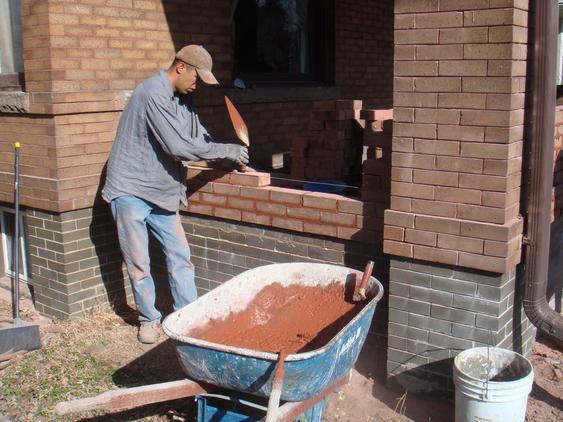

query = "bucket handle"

[{"left": 483, "top": 329, "right": 492, "bottom": 400}]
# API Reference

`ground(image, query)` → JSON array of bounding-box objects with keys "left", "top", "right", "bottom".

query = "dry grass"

[{"left": 0, "top": 307, "right": 194, "bottom": 422}]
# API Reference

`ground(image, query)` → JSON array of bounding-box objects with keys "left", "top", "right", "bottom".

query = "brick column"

[{"left": 384, "top": 1, "right": 533, "bottom": 392}]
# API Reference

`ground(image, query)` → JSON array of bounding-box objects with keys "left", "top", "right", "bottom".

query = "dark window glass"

[{"left": 234, "top": 0, "right": 334, "bottom": 84}]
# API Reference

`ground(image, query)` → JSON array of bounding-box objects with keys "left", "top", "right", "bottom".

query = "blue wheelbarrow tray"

[{"left": 162, "top": 263, "right": 384, "bottom": 402}]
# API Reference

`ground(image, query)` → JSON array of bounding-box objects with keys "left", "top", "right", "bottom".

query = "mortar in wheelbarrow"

[{"left": 163, "top": 263, "right": 383, "bottom": 402}]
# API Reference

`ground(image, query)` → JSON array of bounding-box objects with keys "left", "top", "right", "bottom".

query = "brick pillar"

[{"left": 384, "top": 1, "right": 534, "bottom": 392}]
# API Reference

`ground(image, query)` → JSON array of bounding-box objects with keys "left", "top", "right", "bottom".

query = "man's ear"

[{"left": 176, "top": 62, "right": 185, "bottom": 74}]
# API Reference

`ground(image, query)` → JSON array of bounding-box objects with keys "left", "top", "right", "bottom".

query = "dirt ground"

[{"left": 0, "top": 294, "right": 561, "bottom": 422}]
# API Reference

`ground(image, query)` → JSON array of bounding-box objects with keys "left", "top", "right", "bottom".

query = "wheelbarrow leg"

[
  {"left": 260, "top": 372, "right": 350, "bottom": 422},
  {"left": 55, "top": 379, "right": 212, "bottom": 416}
]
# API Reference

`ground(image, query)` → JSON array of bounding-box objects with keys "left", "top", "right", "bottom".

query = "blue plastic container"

[
  {"left": 163, "top": 263, "right": 384, "bottom": 402},
  {"left": 196, "top": 394, "right": 327, "bottom": 422}
]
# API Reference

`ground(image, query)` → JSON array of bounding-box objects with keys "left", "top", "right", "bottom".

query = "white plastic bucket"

[{"left": 453, "top": 347, "right": 534, "bottom": 422}]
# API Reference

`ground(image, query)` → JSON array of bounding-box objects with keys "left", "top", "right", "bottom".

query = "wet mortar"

[{"left": 187, "top": 281, "right": 368, "bottom": 354}]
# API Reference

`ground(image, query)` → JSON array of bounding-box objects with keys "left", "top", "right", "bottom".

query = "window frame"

[{"left": 0, "top": 206, "right": 29, "bottom": 281}]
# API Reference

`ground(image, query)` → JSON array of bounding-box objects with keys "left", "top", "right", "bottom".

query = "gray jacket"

[{"left": 102, "top": 70, "right": 228, "bottom": 211}]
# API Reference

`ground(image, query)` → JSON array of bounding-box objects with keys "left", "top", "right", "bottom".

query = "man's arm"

[{"left": 145, "top": 93, "right": 229, "bottom": 161}]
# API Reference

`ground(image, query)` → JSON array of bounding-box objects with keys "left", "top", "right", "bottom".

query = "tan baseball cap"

[{"left": 175, "top": 45, "right": 219, "bottom": 85}]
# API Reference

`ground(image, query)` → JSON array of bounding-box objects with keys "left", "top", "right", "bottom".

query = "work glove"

[{"left": 222, "top": 144, "right": 249, "bottom": 166}]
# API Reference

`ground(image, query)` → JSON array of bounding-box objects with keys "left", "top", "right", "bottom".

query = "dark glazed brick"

[
  {"left": 431, "top": 275, "right": 477, "bottom": 296},
  {"left": 389, "top": 282, "right": 409, "bottom": 296},
  {"left": 390, "top": 268, "right": 432, "bottom": 287},
  {"left": 307, "top": 246, "right": 343, "bottom": 263},
  {"left": 389, "top": 309, "right": 409, "bottom": 324},
  {"left": 428, "top": 332, "right": 473, "bottom": 351},
  {"left": 453, "top": 295, "right": 500, "bottom": 316},
  {"left": 407, "top": 299, "right": 430, "bottom": 315},
  {"left": 409, "top": 285, "right": 431, "bottom": 302},
  {"left": 431, "top": 304, "right": 476, "bottom": 325}
]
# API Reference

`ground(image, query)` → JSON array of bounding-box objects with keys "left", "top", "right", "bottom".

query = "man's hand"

[{"left": 223, "top": 144, "right": 249, "bottom": 166}]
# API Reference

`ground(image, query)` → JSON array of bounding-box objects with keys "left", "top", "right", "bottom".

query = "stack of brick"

[
  {"left": 361, "top": 109, "right": 394, "bottom": 203},
  {"left": 290, "top": 100, "right": 363, "bottom": 182}
]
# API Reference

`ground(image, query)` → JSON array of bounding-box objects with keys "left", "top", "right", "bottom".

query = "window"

[
  {"left": 0, "top": 208, "right": 28, "bottom": 281},
  {"left": 233, "top": 0, "right": 334, "bottom": 85},
  {"left": 0, "top": 0, "right": 24, "bottom": 90}
]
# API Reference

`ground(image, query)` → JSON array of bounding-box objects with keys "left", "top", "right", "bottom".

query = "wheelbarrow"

[{"left": 55, "top": 263, "right": 384, "bottom": 421}]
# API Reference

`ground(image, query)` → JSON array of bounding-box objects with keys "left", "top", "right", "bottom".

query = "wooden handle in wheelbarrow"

[
  {"left": 265, "top": 350, "right": 288, "bottom": 422},
  {"left": 353, "top": 260, "right": 374, "bottom": 302}
]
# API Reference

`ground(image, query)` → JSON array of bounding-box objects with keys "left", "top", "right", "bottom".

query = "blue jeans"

[{"left": 110, "top": 195, "right": 198, "bottom": 324}]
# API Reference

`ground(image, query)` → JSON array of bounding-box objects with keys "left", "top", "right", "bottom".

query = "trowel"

[{"left": 0, "top": 143, "right": 41, "bottom": 355}]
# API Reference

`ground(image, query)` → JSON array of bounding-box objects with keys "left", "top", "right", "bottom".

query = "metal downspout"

[{"left": 523, "top": 0, "right": 563, "bottom": 340}]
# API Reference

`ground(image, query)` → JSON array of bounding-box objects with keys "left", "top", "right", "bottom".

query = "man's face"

[{"left": 176, "top": 64, "right": 198, "bottom": 94}]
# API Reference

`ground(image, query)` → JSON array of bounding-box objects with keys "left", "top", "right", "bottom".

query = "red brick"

[
  {"left": 240, "top": 186, "right": 271, "bottom": 201},
  {"left": 303, "top": 192, "right": 338, "bottom": 210},
  {"left": 415, "top": 108, "right": 460, "bottom": 124},
  {"left": 436, "top": 157, "right": 482, "bottom": 174},
  {"left": 383, "top": 240, "right": 413, "bottom": 258},
  {"left": 320, "top": 212, "right": 356, "bottom": 226},
  {"left": 241, "top": 212, "right": 271, "bottom": 226},
  {"left": 405, "top": 228, "right": 436, "bottom": 246},
  {"left": 214, "top": 208, "right": 242, "bottom": 221},
  {"left": 229, "top": 172, "right": 270, "bottom": 187},
  {"left": 392, "top": 153, "right": 436, "bottom": 169},
  {"left": 337, "top": 198, "right": 363, "bottom": 215},
  {"left": 438, "top": 125, "right": 484, "bottom": 142},
  {"left": 413, "top": 169, "right": 458, "bottom": 187},
  {"left": 413, "top": 245, "right": 458, "bottom": 265},
  {"left": 484, "top": 126, "right": 523, "bottom": 144},
  {"left": 392, "top": 168, "right": 413, "bottom": 183},
  {"left": 462, "top": 77, "right": 520, "bottom": 93},
  {"left": 438, "top": 93, "right": 487, "bottom": 109},
  {"left": 395, "top": 29, "right": 438, "bottom": 45},
  {"left": 412, "top": 199, "right": 457, "bottom": 218},
  {"left": 227, "top": 196, "right": 255, "bottom": 211},
  {"left": 439, "top": 60, "right": 487, "bottom": 76},
  {"left": 392, "top": 182, "right": 435, "bottom": 200},
  {"left": 414, "top": 11, "right": 463, "bottom": 28},
  {"left": 384, "top": 210, "right": 415, "bottom": 228},
  {"left": 458, "top": 252, "right": 509, "bottom": 273},
  {"left": 435, "top": 186, "right": 482, "bottom": 205},
  {"left": 460, "top": 218, "right": 522, "bottom": 242},
  {"left": 417, "top": 45, "right": 464, "bottom": 61},
  {"left": 437, "top": 234, "right": 483, "bottom": 254},
  {"left": 384, "top": 225, "right": 405, "bottom": 241},
  {"left": 187, "top": 203, "right": 213, "bottom": 215},
  {"left": 459, "top": 174, "right": 507, "bottom": 192},
  {"left": 414, "top": 77, "right": 461, "bottom": 93},
  {"left": 269, "top": 188, "right": 302, "bottom": 205},
  {"left": 256, "top": 201, "right": 286, "bottom": 216},
  {"left": 391, "top": 196, "right": 412, "bottom": 212},
  {"left": 394, "top": 61, "right": 438, "bottom": 77},
  {"left": 415, "top": 214, "right": 460, "bottom": 235},
  {"left": 457, "top": 204, "right": 508, "bottom": 224},
  {"left": 439, "top": 27, "right": 488, "bottom": 44},
  {"left": 394, "top": 92, "right": 438, "bottom": 108},
  {"left": 484, "top": 236, "right": 521, "bottom": 258},
  {"left": 463, "top": 9, "right": 516, "bottom": 27},
  {"left": 212, "top": 183, "right": 240, "bottom": 196},
  {"left": 414, "top": 139, "right": 459, "bottom": 156},
  {"left": 284, "top": 207, "right": 319, "bottom": 221},
  {"left": 304, "top": 221, "right": 337, "bottom": 237},
  {"left": 460, "top": 143, "right": 508, "bottom": 160},
  {"left": 198, "top": 193, "right": 226, "bottom": 206},
  {"left": 272, "top": 217, "right": 303, "bottom": 232}
]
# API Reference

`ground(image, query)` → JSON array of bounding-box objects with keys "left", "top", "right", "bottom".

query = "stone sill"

[{"left": 185, "top": 166, "right": 381, "bottom": 244}]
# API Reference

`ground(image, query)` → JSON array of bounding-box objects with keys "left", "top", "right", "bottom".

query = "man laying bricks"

[{"left": 102, "top": 45, "right": 248, "bottom": 344}]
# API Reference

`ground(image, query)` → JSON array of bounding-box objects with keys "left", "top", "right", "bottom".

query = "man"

[{"left": 102, "top": 45, "right": 248, "bottom": 344}]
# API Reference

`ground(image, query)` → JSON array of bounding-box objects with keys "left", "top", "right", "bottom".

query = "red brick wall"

[
  {"left": 383, "top": 0, "right": 528, "bottom": 273},
  {"left": 0, "top": 0, "right": 395, "bottom": 213},
  {"left": 335, "top": 0, "right": 394, "bottom": 108}
]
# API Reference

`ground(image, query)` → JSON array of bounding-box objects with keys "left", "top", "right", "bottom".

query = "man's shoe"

[{"left": 138, "top": 323, "right": 160, "bottom": 344}]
